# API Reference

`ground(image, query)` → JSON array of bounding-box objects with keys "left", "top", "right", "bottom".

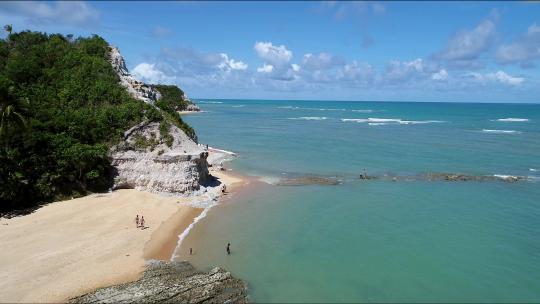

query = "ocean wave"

[
  {"left": 198, "top": 100, "right": 223, "bottom": 104},
  {"left": 530, "top": 168, "right": 538, "bottom": 172},
  {"left": 231, "top": 105, "right": 245, "bottom": 108},
  {"left": 288, "top": 116, "right": 328, "bottom": 120},
  {"left": 341, "top": 118, "right": 445, "bottom": 125},
  {"left": 481, "top": 129, "right": 521, "bottom": 134},
  {"left": 351, "top": 109, "right": 374, "bottom": 113},
  {"left": 494, "top": 118, "right": 529, "bottom": 122},
  {"left": 171, "top": 205, "right": 213, "bottom": 261}
]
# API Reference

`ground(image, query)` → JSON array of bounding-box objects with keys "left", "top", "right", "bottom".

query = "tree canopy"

[{"left": 0, "top": 30, "right": 195, "bottom": 213}]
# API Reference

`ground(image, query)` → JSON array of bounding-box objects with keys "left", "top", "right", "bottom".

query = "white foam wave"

[
  {"left": 341, "top": 118, "right": 445, "bottom": 125},
  {"left": 530, "top": 168, "right": 538, "bottom": 172},
  {"left": 278, "top": 105, "right": 351, "bottom": 112},
  {"left": 231, "top": 105, "right": 245, "bottom": 108},
  {"left": 171, "top": 205, "right": 213, "bottom": 261},
  {"left": 198, "top": 100, "right": 223, "bottom": 104},
  {"left": 494, "top": 118, "right": 529, "bottom": 122},
  {"left": 482, "top": 129, "right": 521, "bottom": 134},
  {"left": 288, "top": 116, "right": 328, "bottom": 120},
  {"left": 351, "top": 109, "right": 374, "bottom": 113}
]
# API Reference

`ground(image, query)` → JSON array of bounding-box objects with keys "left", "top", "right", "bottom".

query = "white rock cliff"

[{"left": 108, "top": 48, "right": 212, "bottom": 195}]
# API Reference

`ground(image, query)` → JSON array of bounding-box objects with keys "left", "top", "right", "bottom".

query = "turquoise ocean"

[{"left": 177, "top": 100, "right": 540, "bottom": 303}]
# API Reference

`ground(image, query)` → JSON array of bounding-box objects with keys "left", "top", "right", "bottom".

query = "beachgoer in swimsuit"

[
  {"left": 140, "top": 216, "right": 145, "bottom": 229},
  {"left": 227, "top": 243, "right": 231, "bottom": 255},
  {"left": 135, "top": 215, "right": 139, "bottom": 228}
]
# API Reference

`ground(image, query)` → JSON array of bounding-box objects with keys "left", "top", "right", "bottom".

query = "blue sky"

[{"left": 1, "top": 1, "right": 540, "bottom": 103}]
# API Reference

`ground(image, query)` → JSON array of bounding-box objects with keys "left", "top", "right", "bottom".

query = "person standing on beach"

[
  {"left": 140, "top": 216, "right": 145, "bottom": 229},
  {"left": 227, "top": 243, "right": 231, "bottom": 255},
  {"left": 189, "top": 248, "right": 193, "bottom": 255},
  {"left": 135, "top": 215, "right": 139, "bottom": 228}
]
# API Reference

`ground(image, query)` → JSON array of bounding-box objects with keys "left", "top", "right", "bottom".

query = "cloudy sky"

[{"left": 1, "top": 1, "right": 540, "bottom": 103}]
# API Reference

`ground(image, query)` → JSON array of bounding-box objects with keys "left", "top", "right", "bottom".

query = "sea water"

[{"left": 177, "top": 100, "right": 540, "bottom": 302}]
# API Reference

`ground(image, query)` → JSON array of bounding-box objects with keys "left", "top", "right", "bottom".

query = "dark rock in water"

[
  {"left": 276, "top": 176, "right": 341, "bottom": 186},
  {"left": 353, "top": 171, "right": 529, "bottom": 183},
  {"left": 358, "top": 174, "right": 377, "bottom": 180},
  {"left": 70, "top": 261, "right": 248, "bottom": 304}
]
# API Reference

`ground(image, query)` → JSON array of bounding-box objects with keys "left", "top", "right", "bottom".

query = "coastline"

[{"left": 0, "top": 150, "right": 247, "bottom": 303}]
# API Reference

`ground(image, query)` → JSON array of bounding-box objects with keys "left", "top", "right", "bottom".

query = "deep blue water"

[{"left": 177, "top": 100, "right": 540, "bottom": 302}]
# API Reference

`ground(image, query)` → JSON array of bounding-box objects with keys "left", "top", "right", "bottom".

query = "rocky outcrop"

[
  {"left": 361, "top": 172, "right": 529, "bottom": 183},
  {"left": 70, "top": 261, "right": 248, "bottom": 304},
  {"left": 185, "top": 103, "right": 201, "bottom": 112},
  {"left": 109, "top": 47, "right": 161, "bottom": 104},
  {"left": 111, "top": 122, "right": 212, "bottom": 195},
  {"left": 276, "top": 175, "right": 341, "bottom": 186}
]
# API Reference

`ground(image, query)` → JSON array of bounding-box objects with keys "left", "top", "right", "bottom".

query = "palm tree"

[
  {"left": 4, "top": 24, "right": 12, "bottom": 35},
  {"left": 0, "top": 100, "right": 27, "bottom": 137}
]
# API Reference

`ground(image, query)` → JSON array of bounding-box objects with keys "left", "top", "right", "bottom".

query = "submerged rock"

[
  {"left": 357, "top": 172, "right": 528, "bottom": 183},
  {"left": 70, "top": 261, "right": 248, "bottom": 304},
  {"left": 276, "top": 176, "right": 341, "bottom": 186}
]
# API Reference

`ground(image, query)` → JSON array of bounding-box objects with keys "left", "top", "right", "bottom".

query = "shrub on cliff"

[{"left": 0, "top": 30, "right": 195, "bottom": 212}]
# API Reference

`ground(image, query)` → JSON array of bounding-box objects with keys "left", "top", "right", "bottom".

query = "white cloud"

[
  {"left": 218, "top": 53, "right": 248, "bottom": 71},
  {"left": 469, "top": 71, "right": 524, "bottom": 86},
  {"left": 384, "top": 58, "right": 433, "bottom": 83},
  {"left": 0, "top": 1, "right": 99, "bottom": 25},
  {"left": 434, "top": 18, "right": 496, "bottom": 68},
  {"left": 432, "top": 69, "right": 448, "bottom": 81},
  {"left": 291, "top": 64, "right": 301, "bottom": 72},
  {"left": 302, "top": 53, "right": 344, "bottom": 70},
  {"left": 257, "top": 64, "right": 274, "bottom": 73},
  {"left": 338, "top": 61, "right": 375, "bottom": 84},
  {"left": 495, "top": 23, "right": 540, "bottom": 67},
  {"left": 132, "top": 63, "right": 175, "bottom": 84},
  {"left": 486, "top": 71, "right": 524, "bottom": 86},
  {"left": 254, "top": 42, "right": 293, "bottom": 66}
]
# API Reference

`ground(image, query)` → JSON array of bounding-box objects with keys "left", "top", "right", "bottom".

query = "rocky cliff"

[
  {"left": 109, "top": 48, "right": 210, "bottom": 195},
  {"left": 70, "top": 261, "right": 248, "bottom": 304},
  {"left": 111, "top": 121, "right": 213, "bottom": 195},
  {"left": 109, "top": 47, "right": 161, "bottom": 104}
]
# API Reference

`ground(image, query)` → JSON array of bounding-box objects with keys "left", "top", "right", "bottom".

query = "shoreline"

[{"left": 0, "top": 150, "right": 248, "bottom": 303}]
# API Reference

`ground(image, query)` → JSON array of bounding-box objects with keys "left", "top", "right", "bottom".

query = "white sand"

[
  {"left": 0, "top": 150, "right": 244, "bottom": 303},
  {"left": 0, "top": 189, "right": 203, "bottom": 303}
]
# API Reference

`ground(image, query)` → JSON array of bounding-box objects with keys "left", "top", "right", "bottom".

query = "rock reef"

[
  {"left": 276, "top": 175, "right": 341, "bottom": 186},
  {"left": 70, "top": 261, "right": 248, "bottom": 304},
  {"left": 360, "top": 172, "right": 529, "bottom": 183}
]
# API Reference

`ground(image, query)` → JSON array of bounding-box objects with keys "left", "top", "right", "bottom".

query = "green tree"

[{"left": 3, "top": 24, "right": 12, "bottom": 35}]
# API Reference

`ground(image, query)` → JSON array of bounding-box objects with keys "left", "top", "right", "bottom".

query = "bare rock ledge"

[{"left": 70, "top": 261, "right": 248, "bottom": 304}]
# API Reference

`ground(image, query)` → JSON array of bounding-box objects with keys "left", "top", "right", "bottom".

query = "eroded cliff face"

[
  {"left": 109, "top": 46, "right": 161, "bottom": 104},
  {"left": 111, "top": 122, "right": 211, "bottom": 195},
  {"left": 108, "top": 47, "right": 211, "bottom": 195},
  {"left": 70, "top": 261, "right": 248, "bottom": 304}
]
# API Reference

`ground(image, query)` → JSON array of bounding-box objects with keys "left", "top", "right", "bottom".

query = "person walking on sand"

[
  {"left": 227, "top": 243, "right": 231, "bottom": 255},
  {"left": 135, "top": 215, "right": 139, "bottom": 228},
  {"left": 140, "top": 216, "right": 145, "bottom": 229},
  {"left": 189, "top": 248, "right": 193, "bottom": 255}
]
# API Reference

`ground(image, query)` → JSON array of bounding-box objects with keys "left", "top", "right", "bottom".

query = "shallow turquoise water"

[{"left": 178, "top": 100, "right": 540, "bottom": 302}]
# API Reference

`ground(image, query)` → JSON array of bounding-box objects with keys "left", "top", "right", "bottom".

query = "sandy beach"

[{"left": 0, "top": 164, "right": 244, "bottom": 303}]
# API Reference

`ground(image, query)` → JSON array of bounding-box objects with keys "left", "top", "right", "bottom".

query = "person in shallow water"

[
  {"left": 227, "top": 243, "right": 231, "bottom": 255},
  {"left": 135, "top": 215, "right": 139, "bottom": 228}
]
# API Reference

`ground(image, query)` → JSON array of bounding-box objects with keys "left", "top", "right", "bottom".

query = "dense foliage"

[
  {"left": 0, "top": 30, "right": 194, "bottom": 212},
  {"left": 154, "top": 84, "right": 196, "bottom": 140}
]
